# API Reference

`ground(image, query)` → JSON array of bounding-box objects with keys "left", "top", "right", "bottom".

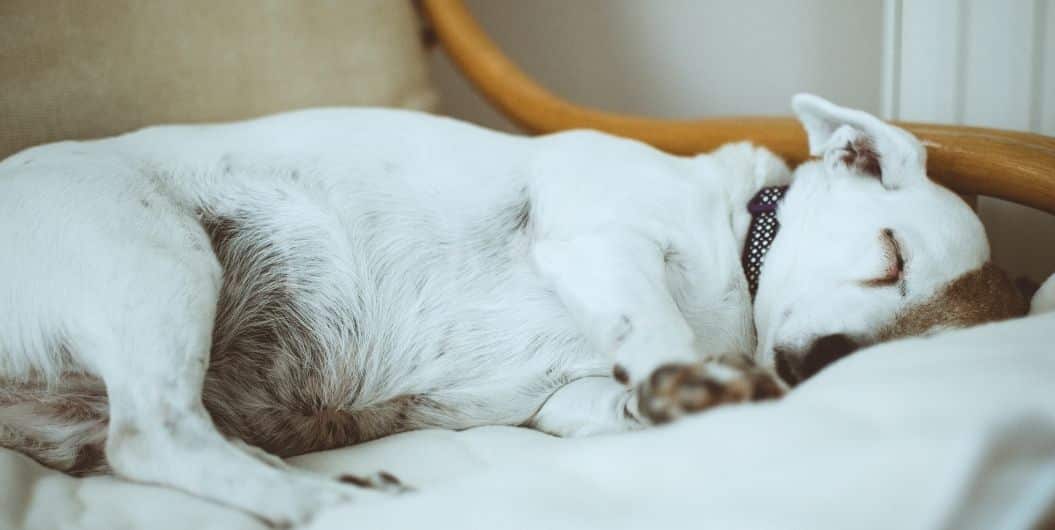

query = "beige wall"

[{"left": 429, "top": 0, "right": 884, "bottom": 131}]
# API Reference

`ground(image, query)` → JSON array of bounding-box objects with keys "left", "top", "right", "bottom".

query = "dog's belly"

[{"left": 197, "top": 187, "right": 600, "bottom": 457}]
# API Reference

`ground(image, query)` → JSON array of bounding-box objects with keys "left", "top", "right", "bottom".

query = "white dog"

[{"left": 0, "top": 95, "right": 1026, "bottom": 524}]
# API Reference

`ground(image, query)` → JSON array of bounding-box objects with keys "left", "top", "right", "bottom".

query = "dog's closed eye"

[{"left": 863, "top": 229, "right": 904, "bottom": 290}]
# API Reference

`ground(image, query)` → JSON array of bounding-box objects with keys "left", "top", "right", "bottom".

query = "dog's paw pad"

[
  {"left": 337, "top": 470, "right": 413, "bottom": 493},
  {"left": 636, "top": 357, "right": 784, "bottom": 424}
]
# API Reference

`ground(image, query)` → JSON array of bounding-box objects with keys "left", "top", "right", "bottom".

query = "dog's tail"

[{"left": 0, "top": 375, "right": 110, "bottom": 476}]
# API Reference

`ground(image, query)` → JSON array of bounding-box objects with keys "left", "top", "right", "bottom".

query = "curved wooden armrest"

[{"left": 422, "top": 0, "right": 1055, "bottom": 215}]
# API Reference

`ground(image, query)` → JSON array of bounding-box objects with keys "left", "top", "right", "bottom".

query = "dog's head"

[{"left": 753, "top": 94, "right": 1028, "bottom": 385}]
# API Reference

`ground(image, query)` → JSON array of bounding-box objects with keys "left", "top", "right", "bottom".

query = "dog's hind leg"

[
  {"left": 0, "top": 159, "right": 383, "bottom": 526},
  {"left": 78, "top": 232, "right": 379, "bottom": 526}
]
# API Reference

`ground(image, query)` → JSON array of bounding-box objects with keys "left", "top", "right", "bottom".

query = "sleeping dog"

[{"left": 0, "top": 95, "right": 1026, "bottom": 524}]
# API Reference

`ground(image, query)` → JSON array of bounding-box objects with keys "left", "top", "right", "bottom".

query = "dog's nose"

[
  {"left": 773, "top": 349, "right": 799, "bottom": 386},
  {"left": 801, "top": 333, "right": 858, "bottom": 379},
  {"left": 774, "top": 333, "right": 859, "bottom": 385}
]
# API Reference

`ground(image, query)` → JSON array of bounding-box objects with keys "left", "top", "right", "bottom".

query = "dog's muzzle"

[{"left": 774, "top": 333, "right": 861, "bottom": 385}]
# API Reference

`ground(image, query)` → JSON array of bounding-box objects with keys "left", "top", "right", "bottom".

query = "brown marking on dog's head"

[{"left": 878, "top": 262, "right": 1028, "bottom": 342}]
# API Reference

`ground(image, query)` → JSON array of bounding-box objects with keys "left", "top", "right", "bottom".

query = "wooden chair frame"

[{"left": 422, "top": 0, "right": 1055, "bottom": 215}]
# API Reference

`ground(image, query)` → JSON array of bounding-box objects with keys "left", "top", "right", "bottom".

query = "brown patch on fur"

[
  {"left": 840, "top": 137, "right": 882, "bottom": 177},
  {"left": 879, "top": 262, "right": 1029, "bottom": 341},
  {"left": 198, "top": 213, "right": 461, "bottom": 459},
  {"left": 70, "top": 443, "right": 107, "bottom": 476},
  {"left": 211, "top": 392, "right": 447, "bottom": 458}
]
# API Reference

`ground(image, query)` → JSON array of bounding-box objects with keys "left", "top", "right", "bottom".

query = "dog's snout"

[
  {"left": 802, "top": 334, "right": 858, "bottom": 378},
  {"left": 774, "top": 333, "right": 859, "bottom": 386},
  {"left": 773, "top": 348, "right": 798, "bottom": 386}
]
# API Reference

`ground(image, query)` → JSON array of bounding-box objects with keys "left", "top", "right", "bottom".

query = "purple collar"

[{"left": 742, "top": 186, "right": 788, "bottom": 298}]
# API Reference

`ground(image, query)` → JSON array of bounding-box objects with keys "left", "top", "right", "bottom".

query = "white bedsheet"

[{"left": 3, "top": 313, "right": 1054, "bottom": 530}]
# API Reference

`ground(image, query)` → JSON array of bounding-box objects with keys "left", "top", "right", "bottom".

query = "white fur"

[{"left": 0, "top": 96, "right": 993, "bottom": 523}]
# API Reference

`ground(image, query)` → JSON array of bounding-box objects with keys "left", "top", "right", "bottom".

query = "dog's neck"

[{"left": 740, "top": 186, "right": 788, "bottom": 299}]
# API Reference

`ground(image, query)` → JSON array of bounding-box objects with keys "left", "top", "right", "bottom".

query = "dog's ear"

[{"left": 792, "top": 94, "right": 927, "bottom": 189}]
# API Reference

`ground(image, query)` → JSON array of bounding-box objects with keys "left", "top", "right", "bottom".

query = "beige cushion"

[{"left": 0, "top": 0, "right": 437, "bottom": 159}]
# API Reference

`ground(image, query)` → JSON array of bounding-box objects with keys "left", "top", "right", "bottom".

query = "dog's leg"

[
  {"left": 527, "top": 376, "right": 645, "bottom": 437},
  {"left": 529, "top": 356, "right": 784, "bottom": 435},
  {"left": 1, "top": 171, "right": 394, "bottom": 525},
  {"left": 633, "top": 355, "right": 785, "bottom": 424},
  {"left": 534, "top": 233, "right": 698, "bottom": 385},
  {"left": 84, "top": 245, "right": 385, "bottom": 526}
]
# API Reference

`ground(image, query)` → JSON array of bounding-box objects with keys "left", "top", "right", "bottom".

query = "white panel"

[
  {"left": 962, "top": 0, "right": 1054, "bottom": 283},
  {"left": 880, "top": 0, "right": 903, "bottom": 119},
  {"left": 1043, "top": 0, "right": 1055, "bottom": 134},
  {"left": 961, "top": 0, "right": 1036, "bottom": 129},
  {"left": 979, "top": 197, "right": 1055, "bottom": 284},
  {"left": 898, "top": 0, "right": 1055, "bottom": 282},
  {"left": 897, "top": 0, "right": 961, "bottom": 122}
]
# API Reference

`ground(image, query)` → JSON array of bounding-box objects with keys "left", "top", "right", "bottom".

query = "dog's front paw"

[{"left": 635, "top": 356, "right": 784, "bottom": 424}]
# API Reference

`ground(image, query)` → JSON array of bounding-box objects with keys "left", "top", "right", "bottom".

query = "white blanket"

[{"left": 3, "top": 313, "right": 1054, "bottom": 530}]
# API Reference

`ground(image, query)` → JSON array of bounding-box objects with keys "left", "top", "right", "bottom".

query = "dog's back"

[{"left": 1, "top": 109, "right": 571, "bottom": 465}]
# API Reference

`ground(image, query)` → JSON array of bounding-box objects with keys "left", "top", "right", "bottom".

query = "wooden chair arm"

[{"left": 421, "top": 0, "right": 1055, "bottom": 215}]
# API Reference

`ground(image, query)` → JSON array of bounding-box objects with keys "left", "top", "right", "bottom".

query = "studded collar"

[{"left": 741, "top": 186, "right": 788, "bottom": 299}]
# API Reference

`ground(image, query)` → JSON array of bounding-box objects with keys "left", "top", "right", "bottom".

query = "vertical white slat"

[
  {"left": 897, "top": 0, "right": 1055, "bottom": 282},
  {"left": 961, "top": 0, "right": 1036, "bottom": 129},
  {"left": 897, "top": 0, "right": 962, "bottom": 122},
  {"left": 880, "top": 0, "right": 903, "bottom": 120},
  {"left": 1042, "top": 0, "right": 1055, "bottom": 135},
  {"left": 1024, "top": 0, "right": 1055, "bottom": 285}
]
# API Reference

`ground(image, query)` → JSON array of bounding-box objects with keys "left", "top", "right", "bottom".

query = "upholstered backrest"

[{"left": 0, "top": 0, "right": 436, "bottom": 159}]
